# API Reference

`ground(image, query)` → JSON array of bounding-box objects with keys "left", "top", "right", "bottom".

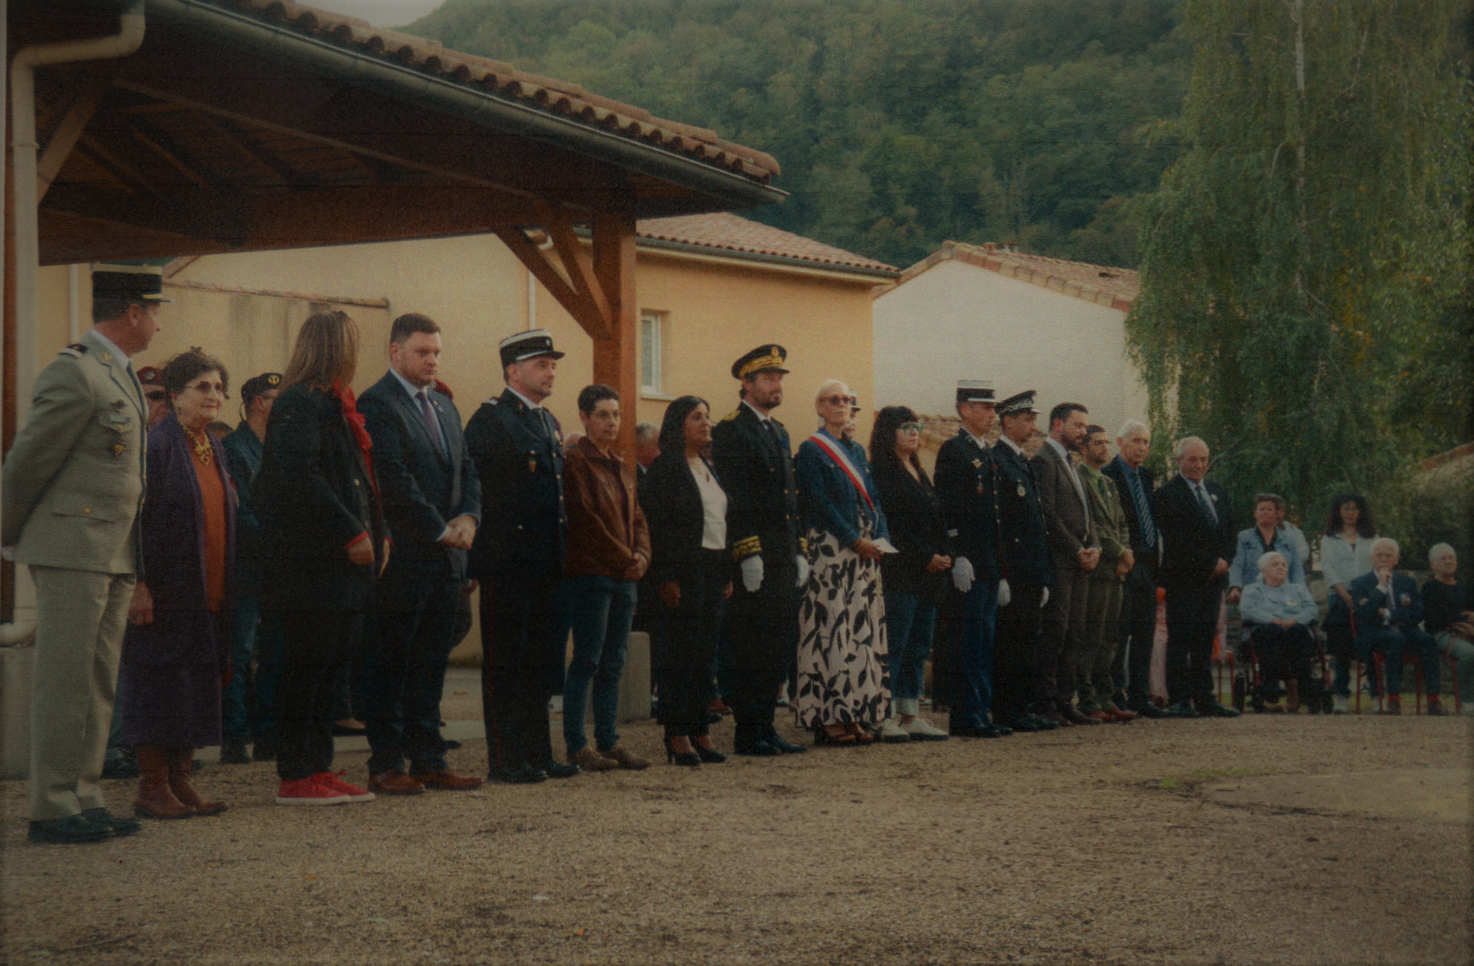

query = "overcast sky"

[{"left": 333, "top": 0, "right": 445, "bottom": 28}]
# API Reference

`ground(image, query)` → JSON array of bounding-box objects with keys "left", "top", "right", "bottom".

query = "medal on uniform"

[
  {"left": 1018, "top": 484, "right": 1026, "bottom": 498},
  {"left": 529, "top": 456, "right": 537, "bottom": 474},
  {"left": 113, "top": 442, "right": 126, "bottom": 456}
]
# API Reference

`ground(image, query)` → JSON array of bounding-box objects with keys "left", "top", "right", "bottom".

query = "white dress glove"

[
  {"left": 997, "top": 578, "right": 1011, "bottom": 608},
  {"left": 952, "top": 556, "right": 975, "bottom": 594},
  {"left": 1040, "top": 586, "right": 1050, "bottom": 608},
  {"left": 740, "top": 555, "right": 764, "bottom": 593},
  {"left": 795, "top": 554, "right": 809, "bottom": 589}
]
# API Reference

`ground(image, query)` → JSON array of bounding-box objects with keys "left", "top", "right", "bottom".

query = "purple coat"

[{"left": 117, "top": 414, "right": 236, "bottom": 746}]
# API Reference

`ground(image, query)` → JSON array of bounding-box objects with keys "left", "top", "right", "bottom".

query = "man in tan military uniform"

[{"left": 2, "top": 265, "right": 163, "bottom": 843}]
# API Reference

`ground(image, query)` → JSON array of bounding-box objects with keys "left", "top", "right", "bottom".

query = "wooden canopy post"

[{"left": 590, "top": 203, "right": 638, "bottom": 460}]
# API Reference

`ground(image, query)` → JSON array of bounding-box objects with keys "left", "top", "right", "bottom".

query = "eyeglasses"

[
  {"left": 899, "top": 422, "right": 923, "bottom": 432},
  {"left": 821, "top": 395, "right": 855, "bottom": 406}
]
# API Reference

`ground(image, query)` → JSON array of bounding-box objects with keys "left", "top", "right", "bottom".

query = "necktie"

[
  {"left": 1196, "top": 482, "right": 1217, "bottom": 525},
  {"left": 416, "top": 390, "right": 446, "bottom": 456},
  {"left": 1128, "top": 470, "right": 1157, "bottom": 549}
]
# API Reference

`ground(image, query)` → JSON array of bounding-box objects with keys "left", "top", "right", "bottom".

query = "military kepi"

[
  {"left": 241, "top": 372, "right": 283, "bottom": 404},
  {"left": 498, "top": 328, "right": 564, "bottom": 368},
  {"left": 955, "top": 379, "right": 995, "bottom": 405},
  {"left": 996, "top": 390, "right": 1038, "bottom": 417},
  {"left": 92, "top": 263, "right": 170, "bottom": 302},
  {"left": 732, "top": 344, "right": 789, "bottom": 380}
]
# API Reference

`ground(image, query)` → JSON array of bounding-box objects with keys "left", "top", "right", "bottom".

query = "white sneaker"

[
  {"left": 900, "top": 716, "right": 950, "bottom": 741},
  {"left": 876, "top": 717, "right": 912, "bottom": 743},
  {"left": 1333, "top": 694, "right": 1348, "bottom": 714},
  {"left": 547, "top": 695, "right": 564, "bottom": 714}
]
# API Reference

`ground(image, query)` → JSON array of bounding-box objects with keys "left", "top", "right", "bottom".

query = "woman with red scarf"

[{"left": 256, "top": 310, "right": 389, "bottom": 805}]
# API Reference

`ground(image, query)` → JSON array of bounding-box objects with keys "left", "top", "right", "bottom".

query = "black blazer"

[
  {"left": 872, "top": 453, "right": 949, "bottom": 600},
  {"left": 1154, "top": 474, "right": 1236, "bottom": 592},
  {"left": 357, "top": 371, "right": 480, "bottom": 577},
  {"left": 710, "top": 404, "right": 802, "bottom": 566},
  {"left": 639, "top": 450, "right": 729, "bottom": 588},
  {"left": 465, "top": 388, "right": 566, "bottom": 581},
  {"left": 1102, "top": 455, "right": 1160, "bottom": 566},
  {"left": 256, "top": 384, "right": 387, "bottom": 612},
  {"left": 992, "top": 439, "right": 1054, "bottom": 587}
]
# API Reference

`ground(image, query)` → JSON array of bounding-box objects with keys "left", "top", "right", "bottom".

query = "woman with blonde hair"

[{"left": 256, "top": 310, "right": 389, "bottom": 804}]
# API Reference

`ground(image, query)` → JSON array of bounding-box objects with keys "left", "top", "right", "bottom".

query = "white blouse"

[
  {"left": 690, "top": 456, "right": 728, "bottom": 551},
  {"left": 1319, "top": 532, "right": 1376, "bottom": 589}
]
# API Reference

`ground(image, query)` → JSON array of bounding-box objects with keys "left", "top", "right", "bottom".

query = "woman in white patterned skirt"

[{"left": 793, "top": 380, "right": 892, "bottom": 746}]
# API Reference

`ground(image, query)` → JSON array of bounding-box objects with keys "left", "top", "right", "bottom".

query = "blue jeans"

[
  {"left": 560, "top": 575, "right": 638, "bottom": 755},
  {"left": 885, "top": 591, "right": 937, "bottom": 717},
  {"left": 223, "top": 593, "right": 284, "bottom": 742}
]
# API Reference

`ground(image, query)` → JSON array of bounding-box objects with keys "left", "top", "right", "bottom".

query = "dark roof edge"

[
  {"left": 633, "top": 236, "right": 900, "bottom": 279},
  {"left": 145, "top": 0, "right": 787, "bottom": 212}
]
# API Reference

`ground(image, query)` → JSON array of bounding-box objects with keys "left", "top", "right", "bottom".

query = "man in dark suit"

[
  {"left": 1102, "top": 418, "right": 1166, "bottom": 718},
  {"left": 2, "top": 264, "right": 163, "bottom": 843},
  {"left": 1349, "top": 538, "right": 1446, "bottom": 715},
  {"left": 711, "top": 345, "right": 808, "bottom": 757},
  {"left": 1031, "top": 402, "right": 1102, "bottom": 726},
  {"left": 1153, "top": 436, "right": 1239, "bottom": 717},
  {"left": 932, "top": 380, "right": 1009, "bottom": 738},
  {"left": 990, "top": 391, "right": 1057, "bottom": 733},
  {"left": 357, "top": 314, "right": 484, "bottom": 794},
  {"left": 466, "top": 329, "right": 576, "bottom": 784}
]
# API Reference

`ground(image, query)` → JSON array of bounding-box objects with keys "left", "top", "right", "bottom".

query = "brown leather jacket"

[{"left": 563, "top": 436, "right": 650, "bottom": 579}]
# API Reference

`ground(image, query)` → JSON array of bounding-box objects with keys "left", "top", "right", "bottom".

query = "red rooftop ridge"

[
  {"left": 880, "top": 240, "right": 1139, "bottom": 311},
  {"left": 638, "top": 212, "right": 899, "bottom": 275}
]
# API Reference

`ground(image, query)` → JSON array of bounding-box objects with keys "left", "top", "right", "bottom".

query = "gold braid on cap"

[{"left": 737, "top": 348, "right": 785, "bottom": 380}]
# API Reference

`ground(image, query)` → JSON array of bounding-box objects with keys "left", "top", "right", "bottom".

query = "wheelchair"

[{"left": 1231, "top": 620, "right": 1334, "bottom": 714}]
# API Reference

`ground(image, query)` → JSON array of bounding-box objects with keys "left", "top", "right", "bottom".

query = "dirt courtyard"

[{"left": 2, "top": 674, "right": 1468, "bottom": 966}]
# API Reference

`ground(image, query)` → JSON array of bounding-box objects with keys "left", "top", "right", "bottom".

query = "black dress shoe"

[
  {"left": 763, "top": 728, "right": 808, "bottom": 754},
  {"left": 81, "top": 807, "right": 141, "bottom": 837},
  {"left": 948, "top": 725, "right": 994, "bottom": 738},
  {"left": 1008, "top": 716, "right": 1040, "bottom": 732},
  {"left": 1165, "top": 700, "right": 1201, "bottom": 718},
  {"left": 693, "top": 743, "right": 727, "bottom": 763},
  {"left": 490, "top": 765, "right": 547, "bottom": 784},
  {"left": 1130, "top": 699, "right": 1166, "bottom": 719},
  {"left": 101, "top": 754, "right": 139, "bottom": 780},
  {"left": 981, "top": 723, "right": 1013, "bottom": 737},
  {"left": 29, "top": 815, "right": 113, "bottom": 844},
  {"left": 1026, "top": 713, "right": 1059, "bottom": 731},
  {"left": 734, "top": 737, "right": 781, "bottom": 756},
  {"left": 1196, "top": 700, "right": 1241, "bottom": 718},
  {"left": 542, "top": 761, "right": 581, "bottom": 779},
  {"left": 220, "top": 740, "right": 251, "bottom": 765},
  {"left": 443, "top": 738, "right": 463, "bottom": 750}
]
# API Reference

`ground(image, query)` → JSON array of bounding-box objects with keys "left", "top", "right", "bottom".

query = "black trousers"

[
  {"left": 725, "top": 559, "right": 798, "bottom": 741},
  {"left": 276, "top": 608, "right": 365, "bottom": 781},
  {"left": 1248, "top": 623, "right": 1315, "bottom": 686},
  {"left": 656, "top": 549, "right": 726, "bottom": 739},
  {"left": 363, "top": 565, "right": 461, "bottom": 775},
  {"left": 480, "top": 572, "right": 562, "bottom": 773},
  {"left": 1165, "top": 584, "right": 1221, "bottom": 704},
  {"left": 993, "top": 583, "right": 1046, "bottom": 723},
  {"left": 1038, "top": 561, "right": 1089, "bottom": 709},
  {"left": 1112, "top": 558, "right": 1157, "bottom": 703}
]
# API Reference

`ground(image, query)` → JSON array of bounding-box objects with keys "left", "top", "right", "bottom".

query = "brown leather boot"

[
  {"left": 168, "top": 747, "right": 228, "bottom": 816},
  {"left": 135, "top": 745, "right": 196, "bottom": 820}
]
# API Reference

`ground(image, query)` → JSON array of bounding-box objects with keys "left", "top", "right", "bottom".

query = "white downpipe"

[
  {"left": 2, "top": 3, "right": 146, "bottom": 646},
  {"left": 68, "top": 265, "right": 81, "bottom": 342}
]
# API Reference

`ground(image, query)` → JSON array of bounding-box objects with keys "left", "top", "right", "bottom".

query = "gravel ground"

[{"left": 2, "top": 673, "right": 1469, "bottom": 966}]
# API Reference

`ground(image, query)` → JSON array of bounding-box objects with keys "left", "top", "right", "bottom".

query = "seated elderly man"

[
  {"left": 1348, "top": 538, "right": 1447, "bottom": 715},
  {"left": 1422, "top": 543, "right": 1474, "bottom": 716},
  {"left": 1239, "top": 552, "right": 1318, "bottom": 712}
]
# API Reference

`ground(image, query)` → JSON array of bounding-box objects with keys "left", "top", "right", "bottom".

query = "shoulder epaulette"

[
  {"left": 770, "top": 416, "right": 785, "bottom": 428},
  {"left": 719, "top": 409, "right": 740, "bottom": 423},
  {"left": 61, "top": 343, "right": 87, "bottom": 356}
]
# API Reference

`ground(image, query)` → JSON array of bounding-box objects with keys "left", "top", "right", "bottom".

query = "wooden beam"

[
  {"left": 590, "top": 201, "right": 639, "bottom": 461},
  {"left": 36, "top": 76, "right": 112, "bottom": 201},
  {"left": 42, "top": 182, "right": 242, "bottom": 243},
  {"left": 538, "top": 202, "right": 614, "bottom": 336}
]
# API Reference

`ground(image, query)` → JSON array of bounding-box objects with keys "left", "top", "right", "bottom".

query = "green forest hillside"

[{"left": 405, "top": 0, "right": 1192, "bottom": 269}]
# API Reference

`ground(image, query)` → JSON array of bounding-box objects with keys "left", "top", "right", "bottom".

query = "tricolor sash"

[{"left": 807, "top": 430, "right": 874, "bottom": 511}]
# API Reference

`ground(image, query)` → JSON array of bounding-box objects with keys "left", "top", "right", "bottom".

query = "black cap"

[
  {"left": 92, "top": 264, "right": 170, "bottom": 303},
  {"left": 499, "top": 329, "right": 564, "bottom": 369},
  {"left": 731, "top": 344, "right": 789, "bottom": 380},
  {"left": 241, "top": 372, "right": 283, "bottom": 405},
  {"left": 996, "top": 390, "right": 1038, "bottom": 417},
  {"left": 137, "top": 365, "right": 165, "bottom": 388},
  {"left": 955, "top": 380, "right": 995, "bottom": 405}
]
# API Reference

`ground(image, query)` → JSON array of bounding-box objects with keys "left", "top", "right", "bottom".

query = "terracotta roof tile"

[
  {"left": 638, "top": 212, "right": 898, "bottom": 275},
  {"left": 881, "top": 241, "right": 1139, "bottom": 311},
  {"left": 212, "top": 0, "right": 778, "bottom": 183}
]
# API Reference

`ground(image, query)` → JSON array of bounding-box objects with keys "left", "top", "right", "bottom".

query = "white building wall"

[{"left": 873, "top": 259, "right": 1149, "bottom": 436}]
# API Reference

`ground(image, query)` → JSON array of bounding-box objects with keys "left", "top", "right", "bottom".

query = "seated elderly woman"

[
  {"left": 1238, "top": 551, "right": 1318, "bottom": 712},
  {"left": 1422, "top": 543, "right": 1474, "bottom": 716}
]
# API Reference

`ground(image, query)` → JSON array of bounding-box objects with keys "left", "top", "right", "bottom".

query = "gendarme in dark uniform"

[
  {"left": 990, "top": 391, "right": 1058, "bottom": 732},
  {"left": 465, "top": 329, "right": 571, "bottom": 783},
  {"left": 710, "top": 345, "right": 808, "bottom": 757},
  {"left": 932, "top": 379, "right": 1008, "bottom": 737}
]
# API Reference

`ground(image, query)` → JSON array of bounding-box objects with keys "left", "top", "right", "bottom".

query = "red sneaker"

[
  {"left": 276, "top": 774, "right": 349, "bottom": 806},
  {"left": 317, "top": 770, "right": 375, "bottom": 802}
]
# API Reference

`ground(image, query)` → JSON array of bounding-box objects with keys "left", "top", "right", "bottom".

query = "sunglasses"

[
  {"left": 899, "top": 422, "right": 923, "bottom": 432},
  {"left": 821, "top": 394, "right": 855, "bottom": 406}
]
